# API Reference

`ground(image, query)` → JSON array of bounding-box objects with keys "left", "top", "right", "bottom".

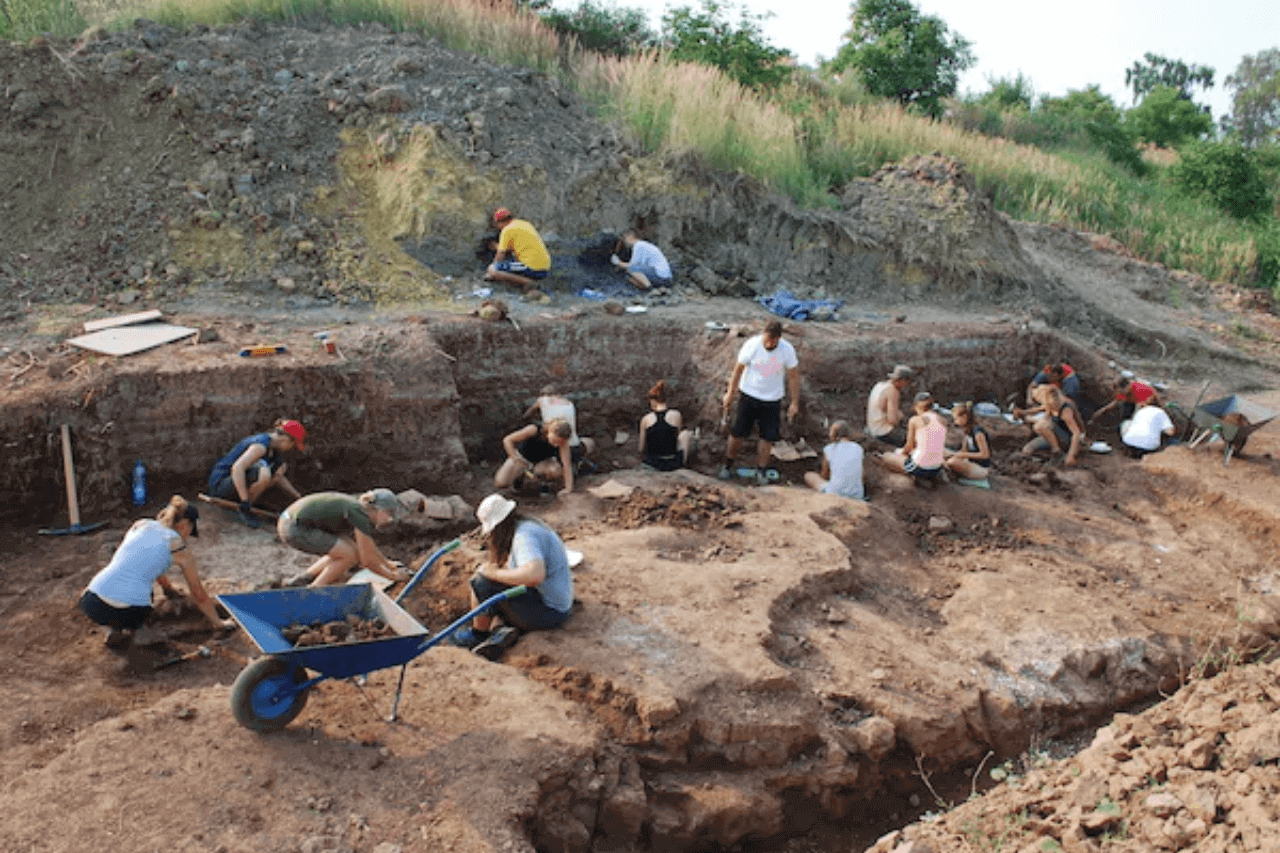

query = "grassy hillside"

[{"left": 10, "top": 0, "right": 1275, "bottom": 293}]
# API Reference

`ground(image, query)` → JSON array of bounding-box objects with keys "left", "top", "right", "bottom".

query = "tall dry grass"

[{"left": 62, "top": 0, "right": 1267, "bottom": 287}]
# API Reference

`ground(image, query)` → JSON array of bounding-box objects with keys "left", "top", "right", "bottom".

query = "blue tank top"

[{"left": 208, "top": 433, "right": 278, "bottom": 491}]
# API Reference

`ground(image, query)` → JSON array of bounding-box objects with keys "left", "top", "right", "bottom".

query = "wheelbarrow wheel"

[{"left": 230, "top": 656, "right": 310, "bottom": 733}]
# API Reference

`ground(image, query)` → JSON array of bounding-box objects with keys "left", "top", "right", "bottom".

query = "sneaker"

[
  {"left": 284, "top": 572, "right": 312, "bottom": 588},
  {"left": 449, "top": 626, "right": 490, "bottom": 649},
  {"left": 717, "top": 464, "right": 733, "bottom": 480},
  {"left": 238, "top": 508, "right": 261, "bottom": 529},
  {"left": 473, "top": 626, "right": 520, "bottom": 662},
  {"left": 754, "top": 469, "right": 769, "bottom": 487}
]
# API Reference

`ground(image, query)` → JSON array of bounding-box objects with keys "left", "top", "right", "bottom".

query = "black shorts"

[
  {"left": 731, "top": 394, "right": 782, "bottom": 442},
  {"left": 642, "top": 450, "right": 685, "bottom": 472},
  {"left": 79, "top": 590, "right": 152, "bottom": 630},
  {"left": 903, "top": 459, "right": 943, "bottom": 480}
]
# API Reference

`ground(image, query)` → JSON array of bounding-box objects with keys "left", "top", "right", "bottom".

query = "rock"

[
  {"left": 372, "top": 845, "right": 402, "bottom": 853},
  {"left": 10, "top": 91, "right": 42, "bottom": 119},
  {"left": 602, "top": 301, "right": 624, "bottom": 315},
  {"left": 365, "top": 85, "right": 410, "bottom": 113},
  {"left": 849, "top": 716, "right": 896, "bottom": 761},
  {"left": 1144, "top": 791, "right": 1182, "bottom": 818},
  {"left": 927, "top": 516, "right": 953, "bottom": 533}
]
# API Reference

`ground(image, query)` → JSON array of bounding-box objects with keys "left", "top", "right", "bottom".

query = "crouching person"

[
  {"left": 79, "top": 495, "right": 233, "bottom": 647},
  {"left": 453, "top": 495, "right": 573, "bottom": 661}
]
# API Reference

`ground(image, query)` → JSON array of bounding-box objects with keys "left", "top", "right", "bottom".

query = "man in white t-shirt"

[
  {"left": 1121, "top": 398, "right": 1175, "bottom": 457},
  {"left": 720, "top": 319, "right": 799, "bottom": 485}
]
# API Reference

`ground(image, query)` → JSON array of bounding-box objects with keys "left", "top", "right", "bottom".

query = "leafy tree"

[
  {"left": 1224, "top": 48, "right": 1280, "bottom": 148},
  {"left": 661, "top": 1, "right": 794, "bottom": 89},
  {"left": 538, "top": 0, "right": 656, "bottom": 58},
  {"left": 1124, "top": 52, "right": 1214, "bottom": 110},
  {"left": 1040, "top": 86, "right": 1144, "bottom": 174},
  {"left": 1128, "top": 85, "right": 1213, "bottom": 149},
  {"left": 978, "top": 72, "right": 1036, "bottom": 111},
  {"left": 830, "top": 0, "right": 974, "bottom": 119},
  {"left": 1170, "top": 140, "right": 1272, "bottom": 222}
]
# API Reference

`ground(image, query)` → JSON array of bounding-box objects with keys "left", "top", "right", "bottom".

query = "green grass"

[{"left": 8, "top": 0, "right": 1272, "bottom": 289}]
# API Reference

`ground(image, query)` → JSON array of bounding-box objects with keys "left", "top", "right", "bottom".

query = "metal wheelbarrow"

[
  {"left": 217, "top": 539, "right": 525, "bottom": 732},
  {"left": 1186, "top": 395, "right": 1278, "bottom": 466}
]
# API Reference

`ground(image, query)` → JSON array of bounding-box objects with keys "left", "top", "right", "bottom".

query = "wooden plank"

[
  {"left": 82, "top": 309, "right": 163, "bottom": 333},
  {"left": 66, "top": 323, "right": 198, "bottom": 356}
]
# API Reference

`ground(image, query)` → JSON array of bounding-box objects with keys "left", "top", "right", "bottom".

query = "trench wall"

[{"left": 0, "top": 317, "right": 1109, "bottom": 525}]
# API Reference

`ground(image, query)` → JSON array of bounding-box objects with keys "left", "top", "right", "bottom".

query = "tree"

[
  {"left": 537, "top": 1, "right": 656, "bottom": 58},
  {"left": 661, "top": 1, "right": 794, "bottom": 89},
  {"left": 1224, "top": 48, "right": 1280, "bottom": 148},
  {"left": 830, "top": 0, "right": 975, "bottom": 119},
  {"left": 978, "top": 72, "right": 1036, "bottom": 111},
  {"left": 1128, "top": 85, "right": 1213, "bottom": 149},
  {"left": 1170, "top": 140, "right": 1272, "bottom": 222},
  {"left": 1124, "top": 52, "right": 1214, "bottom": 110},
  {"left": 1039, "top": 86, "right": 1144, "bottom": 174}
]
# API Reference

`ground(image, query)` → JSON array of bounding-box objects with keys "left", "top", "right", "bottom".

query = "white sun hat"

[{"left": 476, "top": 494, "right": 517, "bottom": 534}]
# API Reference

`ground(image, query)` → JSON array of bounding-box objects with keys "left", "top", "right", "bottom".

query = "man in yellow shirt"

[{"left": 485, "top": 207, "right": 551, "bottom": 290}]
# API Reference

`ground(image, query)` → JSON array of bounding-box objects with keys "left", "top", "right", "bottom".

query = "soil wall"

[{"left": 2, "top": 315, "right": 1107, "bottom": 526}]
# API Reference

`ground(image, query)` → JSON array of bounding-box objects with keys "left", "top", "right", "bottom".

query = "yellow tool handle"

[{"left": 239, "top": 345, "right": 287, "bottom": 357}]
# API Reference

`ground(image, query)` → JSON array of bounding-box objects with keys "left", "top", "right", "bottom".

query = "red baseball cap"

[
  {"left": 280, "top": 419, "right": 307, "bottom": 451},
  {"left": 493, "top": 207, "right": 512, "bottom": 223}
]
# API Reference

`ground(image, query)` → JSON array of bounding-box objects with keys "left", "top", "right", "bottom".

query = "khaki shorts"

[{"left": 277, "top": 511, "right": 339, "bottom": 556}]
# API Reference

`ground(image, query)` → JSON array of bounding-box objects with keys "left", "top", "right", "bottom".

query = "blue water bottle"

[{"left": 131, "top": 458, "right": 147, "bottom": 506}]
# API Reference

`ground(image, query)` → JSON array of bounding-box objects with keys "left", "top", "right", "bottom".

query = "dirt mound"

[{"left": 869, "top": 656, "right": 1280, "bottom": 853}]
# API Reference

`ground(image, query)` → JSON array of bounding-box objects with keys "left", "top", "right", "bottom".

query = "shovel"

[
  {"left": 196, "top": 493, "right": 280, "bottom": 520},
  {"left": 38, "top": 425, "right": 106, "bottom": 536}
]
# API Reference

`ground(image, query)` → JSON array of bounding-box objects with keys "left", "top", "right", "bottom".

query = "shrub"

[{"left": 1171, "top": 140, "right": 1273, "bottom": 222}]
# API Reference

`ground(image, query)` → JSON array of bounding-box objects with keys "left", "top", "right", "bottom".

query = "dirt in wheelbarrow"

[
  {"left": 5, "top": 402, "right": 1280, "bottom": 853},
  {"left": 284, "top": 616, "right": 399, "bottom": 647}
]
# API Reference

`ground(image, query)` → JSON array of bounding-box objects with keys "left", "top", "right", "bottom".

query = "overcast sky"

[{"left": 569, "top": 0, "right": 1274, "bottom": 122}]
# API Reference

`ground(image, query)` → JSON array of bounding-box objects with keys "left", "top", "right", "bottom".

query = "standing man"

[
  {"left": 485, "top": 207, "right": 551, "bottom": 290},
  {"left": 612, "top": 230, "right": 673, "bottom": 290},
  {"left": 866, "top": 365, "right": 913, "bottom": 447},
  {"left": 720, "top": 319, "right": 799, "bottom": 486}
]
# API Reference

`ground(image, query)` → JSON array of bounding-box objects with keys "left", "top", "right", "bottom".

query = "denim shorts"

[{"left": 494, "top": 259, "right": 549, "bottom": 280}]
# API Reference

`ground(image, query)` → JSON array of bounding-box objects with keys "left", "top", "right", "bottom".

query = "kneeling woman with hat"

[
  {"left": 79, "top": 495, "right": 233, "bottom": 647},
  {"left": 452, "top": 494, "right": 574, "bottom": 660}
]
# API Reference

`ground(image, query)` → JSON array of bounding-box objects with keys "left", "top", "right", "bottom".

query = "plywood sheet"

[
  {"left": 82, "top": 309, "right": 163, "bottom": 333},
  {"left": 67, "top": 323, "right": 197, "bottom": 356}
]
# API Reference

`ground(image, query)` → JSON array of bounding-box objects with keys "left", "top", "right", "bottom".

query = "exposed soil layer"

[{"left": 5, "top": 17, "right": 1280, "bottom": 853}]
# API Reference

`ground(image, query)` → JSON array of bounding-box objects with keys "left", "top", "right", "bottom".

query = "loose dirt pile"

[{"left": 283, "top": 615, "right": 398, "bottom": 647}]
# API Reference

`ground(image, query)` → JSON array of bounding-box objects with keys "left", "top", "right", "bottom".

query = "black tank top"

[{"left": 644, "top": 410, "right": 679, "bottom": 460}]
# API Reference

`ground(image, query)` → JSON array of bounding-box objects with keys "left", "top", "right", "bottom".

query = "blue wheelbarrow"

[{"left": 217, "top": 539, "right": 525, "bottom": 732}]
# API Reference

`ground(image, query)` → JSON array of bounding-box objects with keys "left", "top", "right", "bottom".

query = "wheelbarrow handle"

[{"left": 395, "top": 538, "right": 461, "bottom": 604}]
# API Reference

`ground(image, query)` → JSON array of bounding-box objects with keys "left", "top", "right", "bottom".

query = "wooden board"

[
  {"left": 82, "top": 309, "right": 163, "bottom": 333},
  {"left": 67, "top": 323, "right": 197, "bottom": 356}
]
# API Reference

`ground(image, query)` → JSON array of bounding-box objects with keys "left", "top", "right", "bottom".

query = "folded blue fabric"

[{"left": 757, "top": 290, "right": 843, "bottom": 321}]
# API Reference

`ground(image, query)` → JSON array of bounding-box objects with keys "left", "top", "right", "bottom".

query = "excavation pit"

[{"left": 4, "top": 312, "right": 1280, "bottom": 853}]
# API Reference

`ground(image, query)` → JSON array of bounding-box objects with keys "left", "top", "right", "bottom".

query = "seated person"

[
  {"left": 944, "top": 401, "right": 992, "bottom": 483},
  {"left": 866, "top": 365, "right": 913, "bottom": 446},
  {"left": 495, "top": 419, "right": 592, "bottom": 496},
  {"left": 452, "top": 494, "right": 574, "bottom": 661},
  {"left": 1120, "top": 397, "right": 1176, "bottom": 458},
  {"left": 880, "top": 392, "right": 948, "bottom": 486},
  {"left": 1090, "top": 375, "right": 1158, "bottom": 426},
  {"left": 611, "top": 230, "right": 673, "bottom": 290},
  {"left": 1016, "top": 384, "right": 1085, "bottom": 466},
  {"left": 804, "top": 420, "right": 865, "bottom": 500},
  {"left": 638, "top": 380, "right": 695, "bottom": 470},
  {"left": 207, "top": 419, "right": 306, "bottom": 528}
]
